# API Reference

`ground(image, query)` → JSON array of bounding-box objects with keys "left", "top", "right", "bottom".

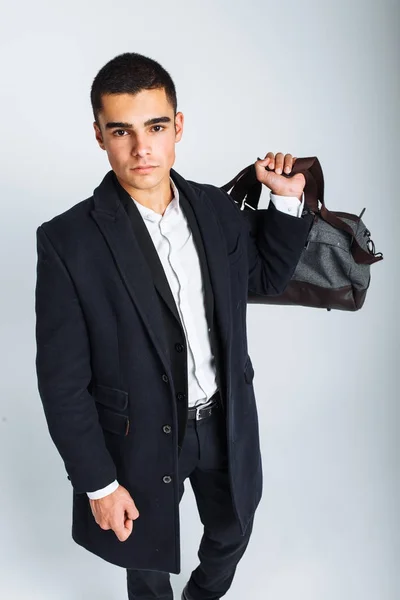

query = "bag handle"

[{"left": 221, "top": 157, "right": 383, "bottom": 265}]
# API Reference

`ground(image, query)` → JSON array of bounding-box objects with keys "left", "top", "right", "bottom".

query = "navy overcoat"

[{"left": 35, "top": 167, "right": 311, "bottom": 573}]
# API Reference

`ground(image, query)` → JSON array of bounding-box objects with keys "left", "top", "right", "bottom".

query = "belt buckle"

[{"left": 196, "top": 399, "right": 215, "bottom": 421}]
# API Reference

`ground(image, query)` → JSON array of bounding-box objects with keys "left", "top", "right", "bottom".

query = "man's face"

[{"left": 94, "top": 88, "right": 183, "bottom": 195}]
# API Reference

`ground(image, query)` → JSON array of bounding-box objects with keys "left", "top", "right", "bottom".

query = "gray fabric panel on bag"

[{"left": 291, "top": 216, "right": 371, "bottom": 291}]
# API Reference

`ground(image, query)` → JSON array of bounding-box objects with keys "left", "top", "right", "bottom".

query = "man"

[{"left": 35, "top": 52, "right": 311, "bottom": 600}]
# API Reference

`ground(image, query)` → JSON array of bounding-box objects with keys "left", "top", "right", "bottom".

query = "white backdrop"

[{"left": 0, "top": 1, "right": 398, "bottom": 599}]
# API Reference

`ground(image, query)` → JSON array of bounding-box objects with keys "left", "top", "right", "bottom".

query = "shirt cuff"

[
  {"left": 270, "top": 192, "right": 305, "bottom": 218},
  {"left": 87, "top": 479, "right": 119, "bottom": 499}
]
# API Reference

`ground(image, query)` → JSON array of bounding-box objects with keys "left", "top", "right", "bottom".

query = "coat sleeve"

[
  {"left": 221, "top": 189, "right": 312, "bottom": 295},
  {"left": 35, "top": 225, "right": 117, "bottom": 493},
  {"left": 244, "top": 201, "right": 312, "bottom": 295}
]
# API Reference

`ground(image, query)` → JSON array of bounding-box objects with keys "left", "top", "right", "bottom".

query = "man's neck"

[{"left": 116, "top": 173, "right": 174, "bottom": 215}]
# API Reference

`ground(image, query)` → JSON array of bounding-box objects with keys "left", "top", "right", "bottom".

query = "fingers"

[
  {"left": 125, "top": 501, "right": 140, "bottom": 521},
  {"left": 111, "top": 506, "right": 132, "bottom": 542},
  {"left": 273, "top": 152, "right": 284, "bottom": 174},
  {"left": 260, "top": 152, "right": 296, "bottom": 174},
  {"left": 258, "top": 152, "right": 274, "bottom": 169},
  {"left": 110, "top": 503, "right": 137, "bottom": 542},
  {"left": 123, "top": 516, "right": 133, "bottom": 535}
]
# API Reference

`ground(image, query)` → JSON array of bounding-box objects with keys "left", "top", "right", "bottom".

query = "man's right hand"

[{"left": 89, "top": 484, "right": 140, "bottom": 542}]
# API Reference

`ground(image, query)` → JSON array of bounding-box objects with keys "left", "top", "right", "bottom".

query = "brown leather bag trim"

[{"left": 248, "top": 280, "right": 368, "bottom": 311}]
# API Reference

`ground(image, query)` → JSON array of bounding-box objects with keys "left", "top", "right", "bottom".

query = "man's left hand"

[{"left": 254, "top": 152, "right": 305, "bottom": 200}]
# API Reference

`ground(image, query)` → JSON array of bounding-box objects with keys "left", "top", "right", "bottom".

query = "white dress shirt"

[{"left": 87, "top": 182, "right": 304, "bottom": 499}]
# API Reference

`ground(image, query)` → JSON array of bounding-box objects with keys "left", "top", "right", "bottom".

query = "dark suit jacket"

[{"left": 35, "top": 167, "right": 311, "bottom": 573}]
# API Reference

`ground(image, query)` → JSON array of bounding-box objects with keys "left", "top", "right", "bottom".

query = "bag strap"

[{"left": 221, "top": 157, "right": 383, "bottom": 265}]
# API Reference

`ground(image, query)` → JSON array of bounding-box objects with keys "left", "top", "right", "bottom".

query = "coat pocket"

[
  {"left": 91, "top": 383, "right": 129, "bottom": 410},
  {"left": 96, "top": 406, "right": 130, "bottom": 436},
  {"left": 91, "top": 384, "right": 130, "bottom": 436}
]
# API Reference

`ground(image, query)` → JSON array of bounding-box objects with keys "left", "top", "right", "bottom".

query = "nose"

[{"left": 131, "top": 133, "right": 151, "bottom": 158}]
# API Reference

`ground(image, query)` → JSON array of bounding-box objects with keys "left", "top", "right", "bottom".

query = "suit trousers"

[{"left": 126, "top": 395, "right": 255, "bottom": 600}]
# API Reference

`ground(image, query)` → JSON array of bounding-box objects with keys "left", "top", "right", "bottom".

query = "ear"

[
  {"left": 93, "top": 121, "right": 106, "bottom": 150},
  {"left": 174, "top": 112, "right": 184, "bottom": 143}
]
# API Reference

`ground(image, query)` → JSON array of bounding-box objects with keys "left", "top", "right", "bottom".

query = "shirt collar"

[{"left": 131, "top": 178, "right": 180, "bottom": 223}]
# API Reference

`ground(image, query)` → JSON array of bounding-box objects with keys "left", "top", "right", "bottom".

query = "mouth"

[{"left": 131, "top": 166, "right": 157, "bottom": 174}]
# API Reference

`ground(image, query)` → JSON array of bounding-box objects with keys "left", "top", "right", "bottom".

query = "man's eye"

[
  {"left": 114, "top": 130, "right": 128, "bottom": 136},
  {"left": 152, "top": 125, "right": 165, "bottom": 132}
]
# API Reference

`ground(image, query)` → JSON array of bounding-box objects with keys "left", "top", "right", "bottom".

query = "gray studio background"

[{"left": 0, "top": 1, "right": 398, "bottom": 599}]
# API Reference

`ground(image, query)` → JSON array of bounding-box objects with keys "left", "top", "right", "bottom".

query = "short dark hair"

[{"left": 90, "top": 52, "right": 178, "bottom": 123}]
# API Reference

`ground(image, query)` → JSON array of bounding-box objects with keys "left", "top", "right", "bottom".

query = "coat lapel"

[
  {"left": 178, "top": 191, "right": 214, "bottom": 332},
  {"left": 90, "top": 172, "right": 171, "bottom": 373},
  {"left": 169, "top": 169, "right": 232, "bottom": 361},
  {"left": 122, "top": 190, "right": 182, "bottom": 326}
]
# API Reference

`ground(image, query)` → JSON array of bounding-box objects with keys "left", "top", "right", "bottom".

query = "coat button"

[
  {"left": 162, "top": 374, "right": 169, "bottom": 383},
  {"left": 176, "top": 392, "right": 185, "bottom": 401},
  {"left": 175, "top": 343, "right": 184, "bottom": 352},
  {"left": 163, "top": 425, "right": 172, "bottom": 434},
  {"left": 163, "top": 475, "right": 172, "bottom": 484}
]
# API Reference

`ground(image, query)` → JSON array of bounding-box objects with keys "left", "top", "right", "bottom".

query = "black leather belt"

[{"left": 188, "top": 391, "right": 220, "bottom": 420}]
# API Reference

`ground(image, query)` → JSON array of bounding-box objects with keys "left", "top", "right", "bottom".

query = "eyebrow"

[{"left": 105, "top": 116, "right": 172, "bottom": 129}]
